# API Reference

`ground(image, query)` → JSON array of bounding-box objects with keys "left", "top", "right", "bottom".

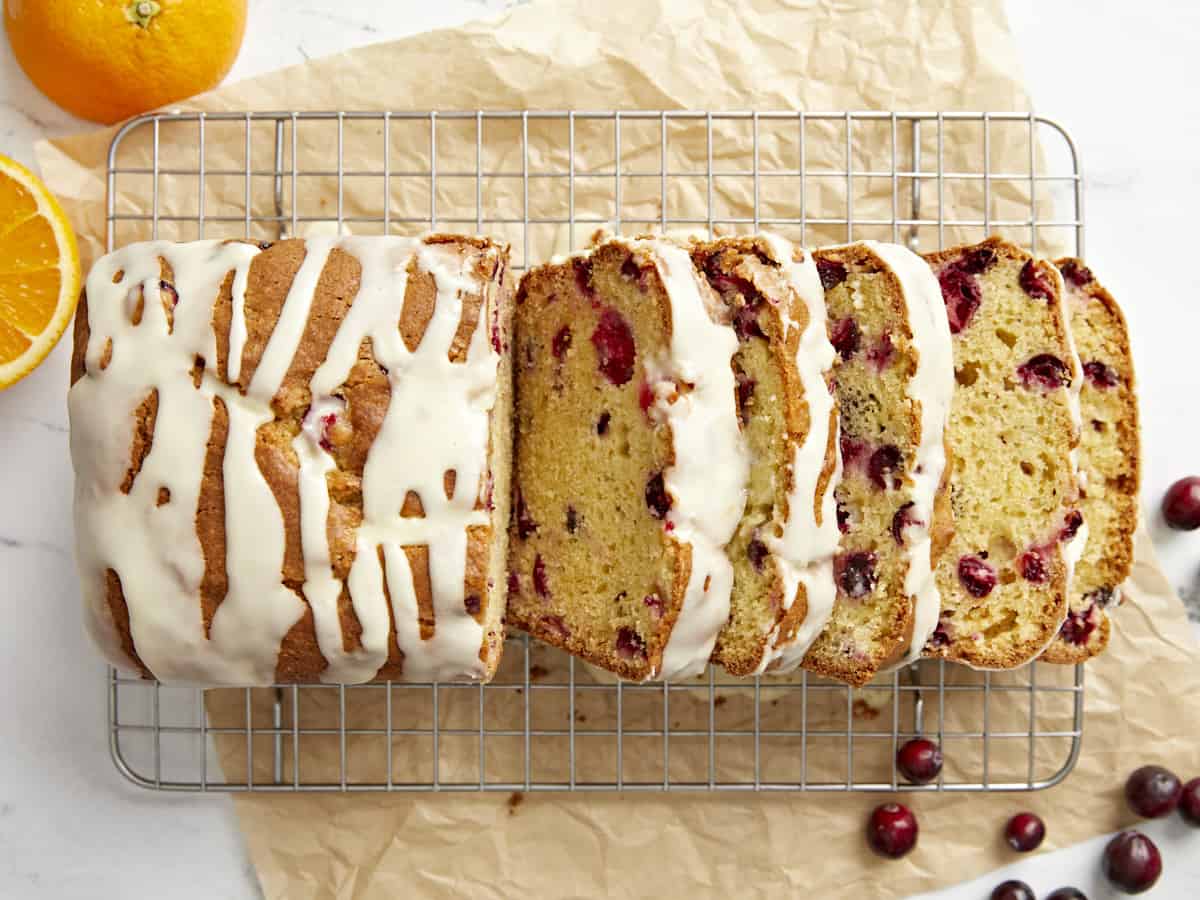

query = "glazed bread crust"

[
  {"left": 690, "top": 235, "right": 840, "bottom": 676},
  {"left": 802, "top": 242, "right": 954, "bottom": 687},
  {"left": 70, "top": 235, "right": 513, "bottom": 685},
  {"left": 1040, "top": 258, "right": 1140, "bottom": 664},
  {"left": 507, "top": 236, "right": 747, "bottom": 681}
]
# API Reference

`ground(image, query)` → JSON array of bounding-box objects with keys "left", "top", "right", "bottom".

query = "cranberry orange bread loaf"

[
  {"left": 70, "top": 235, "right": 513, "bottom": 684},
  {"left": 508, "top": 236, "right": 749, "bottom": 681},
  {"left": 801, "top": 241, "right": 955, "bottom": 687},
  {"left": 690, "top": 235, "right": 841, "bottom": 676},
  {"left": 1041, "top": 259, "right": 1140, "bottom": 663},
  {"left": 922, "top": 237, "right": 1084, "bottom": 668}
]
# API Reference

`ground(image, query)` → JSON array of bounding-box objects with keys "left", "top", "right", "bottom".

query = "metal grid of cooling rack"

[{"left": 104, "top": 110, "right": 1087, "bottom": 793}]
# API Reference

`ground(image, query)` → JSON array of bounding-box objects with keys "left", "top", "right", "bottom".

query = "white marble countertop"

[{"left": 1, "top": 1, "right": 1198, "bottom": 897}]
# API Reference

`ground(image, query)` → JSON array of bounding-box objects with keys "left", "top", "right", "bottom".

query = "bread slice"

[
  {"left": 507, "top": 235, "right": 748, "bottom": 681},
  {"left": 1041, "top": 258, "right": 1140, "bottom": 663},
  {"left": 689, "top": 234, "right": 841, "bottom": 675},
  {"left": 801, "top": 241, "right": 955, "bottom": 687},
  {"left": 70, "top": 235, "right": 513, "bottom": 684},
  {"left": 921, "top": 237, "right": 1085, "bottom": 668}
]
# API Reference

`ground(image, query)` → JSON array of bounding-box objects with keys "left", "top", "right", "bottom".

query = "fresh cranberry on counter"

[
  {"left": 865, "top": 802, "right": 918, "bottom": 859},
  {"left": 990, "top": 880, "right": 1035, "bottom": 900},
  {"left": 1045, "top": 889, "right": 1087, "bottom": 900},
  {"left": 1004, "top": 811, "right": 1046, "bottom": 852},
  {"left": 1180, "top": 776, "right": 1200, "bottom": 826},
  {"left": 1125, "top": 764, "right": 1182, "bottom": 818},
  {"left": 1162, "top": 476, "right": 1200, "bottom": 530},
  {"left": 896, "top": 738, "right": 943, "bottom": 785},
  {"left": 1102, "top": 830, "right": 1162, "bottom": 894}
]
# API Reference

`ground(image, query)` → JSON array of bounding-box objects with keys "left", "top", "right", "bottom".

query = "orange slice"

[{"left": 0, "top": 154, "right": 81, "bottom": 390}]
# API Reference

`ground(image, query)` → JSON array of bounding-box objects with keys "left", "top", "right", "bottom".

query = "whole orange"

[{"left": 4, "top": 0, "right": 248, "bottom": 125}]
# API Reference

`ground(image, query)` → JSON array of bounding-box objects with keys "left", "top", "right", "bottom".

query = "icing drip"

[
  {"left": 70, "top": 237, "right": 502, "bottom": 685},
  {"left": 752, "top": 234, "right": 841, "bottom": 674},
  {"left": 859, "top": 241, "right": 955, "bottom": 667},
  {"left": 632, "top": 239, "right": 749, "bottom": 681}
]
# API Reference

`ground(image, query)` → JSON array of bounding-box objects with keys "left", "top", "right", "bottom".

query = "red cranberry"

[
  {"left": 868, "top": 445, "right": 903, "bottom": 490},
  {"left": 516, "top": 493, "right": 538, "bottom": 539},
  {"left": 991, "top": 881, "right": 1035, "bottom": 900},
  {"left": 1004, "top": 812, "right": 1046, "bottom": 852},
  {"left": 318, "top": 413, "right": 338, "bottom": 452},
  {"left": 507, "top": 572, "right": 520, "bottom": 596},
  {"left": 1018, "top": 550, "right": 1047, "bottom": 583},
  {"left": 572, "top": 258, "right": 596, "bottom": 301},
  {"left": 705, "top": 270, "right": 757, "bottom": 299},
  {"left": 829, "top": 317, "right": 861, "bottom": 359},
  {"left": 1083, "top": 360, "right": 1119, "bottom": 388},
  {"left": 590, "top": 308, "right": 636, "bottom": 385},
  {"left": 891, "top": 502, "right": 917, "bottom": 545},
  {"left": 596, "top": 411, "right": 611, "bottom": 435},
  {"left": 816, "top": 258, "right": 847, "bottom": 290},
  {"left": 532, "top": 555, "right": 550, "bottom": 598},
  {"left": 1103, "top": 831, "right": 1162, "bottom": 894},
  {"left": 865, "top": 803, "right": 918, "bottom": 859},
  {"left": 957, "top": 555, "right": 996, "bottom": 598},
  {"left": 896, "top": 737, "right": 942, "bottom": 785},
  {"left": 836, "top": 551, "right": 877, "bottom": 598},
  {"left": 540, "top": 614, "right": 569, "bottom": 640},
  {"left": 565, "top": 506, "right": 579, "bottom": 533},
  {"left": 928, "top": 619, "right": 952, "bottom": 648},
  {"left": 747, "top": 537, "right": 768, "bottom": 572},
  {"left": 620, "top": 253, "right": 649, "bottom": 289},
  {"left": 1058, "top": 260, "right": 1093, "bottom": 287},
  {"left": 1060, "top": 510, "right": 1084, "bottom": 542},
  {"left": 638, "top": 381, "right": 655, "bottom": 413},
  {"left": 1162, "top": 476, "right": 1200, "bottom": 530},
  {"left": 958, "top": 246, "right": 996, "bottom": 274},
  {"left": 938, "top": 266, "right": 981, "bottom": 334},
  {"left": 1180, "top": 777, "right": 1200, "bottom": 826},
  {"left": 615, "top": 626, "right": 647, "bottom": 660},
  {"left": 551, "top": 325, "right": 572, "bottom": 359},
  {"left": 867, "top": 333, "right": 894, "bottom": 370},
  {"left": 645, "top": 472, "right": 672, "bottom": 520},
  {"left": 735, "top": 372, "right": 756, "bottom": 420},
  {"left": 1125, "top": 765, "right": 1183, "bottom": 818},
  {"left": 1017, "top": 354, "right": 1070, "bottom": 391},
  {"left": 1046, "top": 890, "right": 1087, "bottom": 900},
  {"left": 732, "top": 300, "right": 766, "bottom": 341},
  {"left": 836, "top": 500, "right": 850, "bottom": 533},
  {"left": 1060, "top": 601, "right": 1099, "bottom": 646},
  {"left": 1019, "top": 259, "right": 1055, "bottom": 301},
  {"left": 464, "top": 594, "right": 481, "bottom": 615},
  {"left": 839, "top": 433, "right": 868, "bottom": 467},
  {"left": 159, "top": 280, "right": 179, "bottom": 307},
  {"left": 643, "top": 594, "right": 664, "bottom": 619}
]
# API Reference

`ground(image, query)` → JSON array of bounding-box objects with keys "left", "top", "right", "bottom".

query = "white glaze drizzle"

[
  {"left": 859, "top": 241, "right": 955, "bottom": 667},
  {"left": 629, "top": 238, "right": 749, "bottom": 681},
  {"left": 70, "top": 237, "right": 502, "bottom": 685},
  {"left": 751, "top": 234, "right": 841, "bottom": 674}
]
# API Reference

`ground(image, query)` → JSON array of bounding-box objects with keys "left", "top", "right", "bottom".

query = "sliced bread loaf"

[
  {"left": 801, "top": 241, "right": 955, "bottom": 686},
  {"left": 922, "top": 237, "right": 1085, "bottom": 668},
  {"left": 690, "top": 234, "right": 841, "bottom": 675},
  {"left": 1041, "top": 258, "right": 1140, "bottom": 663},
  {"left": 507, "top": 236, "right": 748, "bottom": 680}
]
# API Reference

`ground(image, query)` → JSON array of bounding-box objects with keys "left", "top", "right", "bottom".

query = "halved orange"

[{"left": 0, "top": 154, "right": 81, "bottom": 391}]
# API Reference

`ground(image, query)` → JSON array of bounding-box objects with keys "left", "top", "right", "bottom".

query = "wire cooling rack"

[{"left": 104, "top": 110, "right": 1086, "bottom": 793}]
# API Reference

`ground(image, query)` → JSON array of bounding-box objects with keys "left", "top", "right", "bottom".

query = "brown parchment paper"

[{"left": 35, "top": 0, "right": 1200, "bottom": 897}]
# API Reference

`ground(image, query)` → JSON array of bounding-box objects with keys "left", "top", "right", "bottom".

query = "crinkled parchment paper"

[{"left": 36, "top": 0, "right": 1200, "bottom": 897}]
